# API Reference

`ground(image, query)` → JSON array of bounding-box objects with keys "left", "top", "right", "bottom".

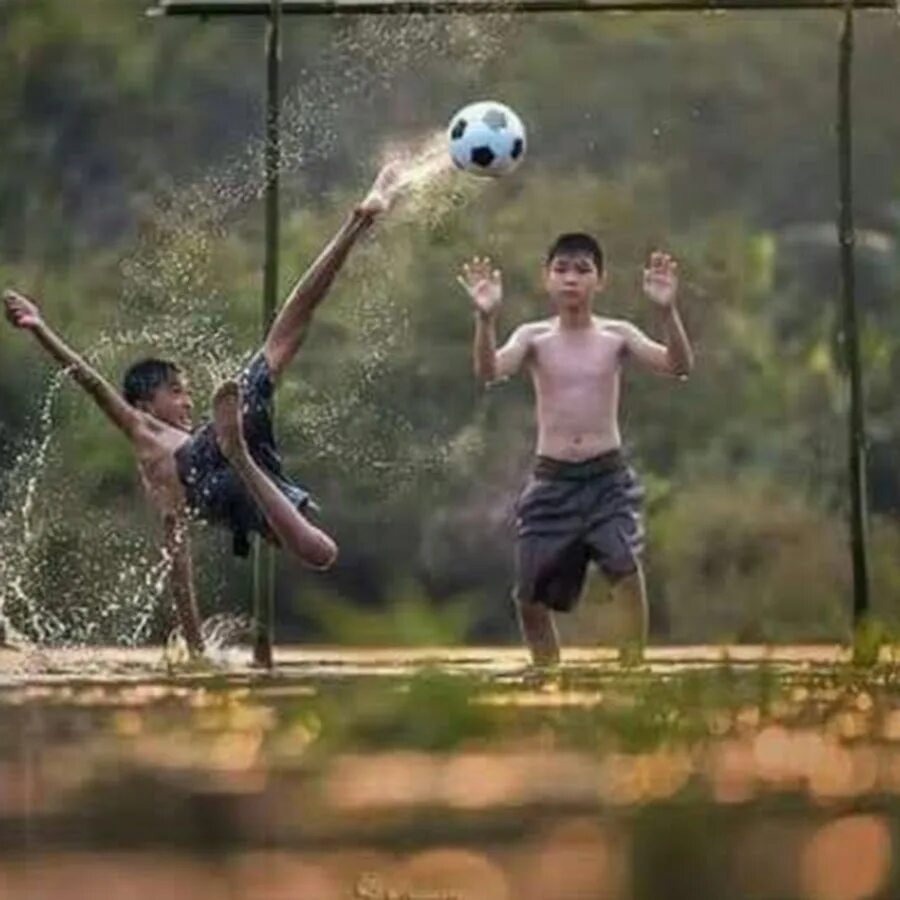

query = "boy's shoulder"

[
  {"left": 593, "top": 314, "right": 628, "bottom": 328},
  {"left": 514, "top": 317, "right": 556, "bottom": 338},
  {"left": 134, "top": 413, "right": 193, "bottom": 457},
  {"left": 593, "top": 316, "right": 640, "bottom": 337}
]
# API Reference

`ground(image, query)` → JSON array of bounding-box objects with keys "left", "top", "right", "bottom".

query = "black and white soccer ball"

[{"left": 447, "top": 100, "right": 527, "bottom": 177}]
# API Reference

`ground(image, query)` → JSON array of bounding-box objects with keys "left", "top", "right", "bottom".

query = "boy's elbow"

[
  {"left": 474, "top": 364, "right": 496, "bottom": 385},
  {"left": 667, "top": 350, "right": 693, "bottom": 380},
  {"left": 672, "top": 360, "right": 693, "bottom": 380}
]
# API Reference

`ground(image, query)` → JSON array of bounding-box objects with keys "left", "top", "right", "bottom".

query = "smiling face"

[
  {"left": 544, "top": 251, "right": 604, "bottom": 312},
  {"left": 122, "top": 358, "right": 194, "bottom": 431},
  {"left": 143, "top": 372, "right": 194, "bottom": 431}
]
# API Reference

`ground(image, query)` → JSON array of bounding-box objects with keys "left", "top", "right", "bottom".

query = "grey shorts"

[
  {"left": 514, "top": 450, "right": 645, "bottom": 612},
  {"left": 175, "top": 352, "right": 311, "bottom": 558}
]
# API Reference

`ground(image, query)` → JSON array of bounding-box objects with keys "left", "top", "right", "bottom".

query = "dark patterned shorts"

[
  {"left": 514, "top": 449, "right": 645, "bottom": 612},
  {"left": 175, "top": 352, "right": 311, "bottom": 557}
]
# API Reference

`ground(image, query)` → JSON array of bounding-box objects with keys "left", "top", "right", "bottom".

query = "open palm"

[
  {"left": 457, "top": 257, "right": 503, "bottom": 316},
  {"left": 642, "top": 251, "right": 678, "bottom": 307}
]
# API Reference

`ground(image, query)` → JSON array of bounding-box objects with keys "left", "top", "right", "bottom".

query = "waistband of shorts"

[{"left": 533, "top": 448, "right": 626, "bottom": 481}]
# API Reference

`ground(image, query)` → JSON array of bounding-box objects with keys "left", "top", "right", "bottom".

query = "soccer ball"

[{"left": 447, "top": 100, "right": 527, "bottom": 177}]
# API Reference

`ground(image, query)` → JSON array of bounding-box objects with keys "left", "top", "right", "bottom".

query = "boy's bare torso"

[
  {"left": 524, "top": 316, "right": 630, "bottom": 462},
  {"left": 131, "top": 418, "right": 192, "bottom": 515}
]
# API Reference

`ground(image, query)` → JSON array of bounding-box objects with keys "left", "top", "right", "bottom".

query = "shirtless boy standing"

[
  {"left": 458, "top": 233, "right": 693, "bottom": 665},
  {"left": 3, "top": 165, "right": 400, "bottom": 656}
]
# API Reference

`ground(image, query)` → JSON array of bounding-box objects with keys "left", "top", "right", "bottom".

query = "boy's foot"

[
  {"left": 358, "top": 163, "right": 403, "bottom": 218},
  {"left": 530, "top": 646, "right": 561, "bottom": 668},
  {"left": 212, "top": 380, "right": 248, "bottom": 465},
  {"left": 618, "top": 640, "right": 645, "bottom": 667},
  {"left": 520, "top": 664, "right": 559, "bottom": 689}
]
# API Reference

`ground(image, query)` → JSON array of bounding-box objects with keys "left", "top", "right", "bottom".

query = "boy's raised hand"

[
  {"left": 642, "top": 251, "right": 679, "bottom": 308},
  {"left": 457, "top": 257, "right": 503, "bottom": 318},
  {"left": 3, "top": 289, "right": 42, "bottom": 330}
]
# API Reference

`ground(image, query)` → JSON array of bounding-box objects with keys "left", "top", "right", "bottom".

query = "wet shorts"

[
  {"left": 175, "top": 352, "right": 311, "bottom": 557},
  {"left": 514, "top": 449, "right": 645, "bottom": 612}
]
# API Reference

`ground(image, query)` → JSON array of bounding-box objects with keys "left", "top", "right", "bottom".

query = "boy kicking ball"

[{"left": 4, "top": 164, "right": 402, "bottom": 657}]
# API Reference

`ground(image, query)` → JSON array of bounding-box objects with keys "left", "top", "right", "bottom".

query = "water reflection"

[{"left": 2, "top": 648, "right": 900, "bottom": 898}]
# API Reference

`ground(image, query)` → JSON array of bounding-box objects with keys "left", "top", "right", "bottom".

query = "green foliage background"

[{"left": 3, "top": 0, "right": 900, "bottom": 644}]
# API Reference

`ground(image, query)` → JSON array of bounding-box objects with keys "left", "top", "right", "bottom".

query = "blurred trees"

[{"left": 3, "top": 0, "right": 900, "bottom": 643}]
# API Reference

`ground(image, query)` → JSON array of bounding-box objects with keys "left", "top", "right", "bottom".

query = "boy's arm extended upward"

[
  {"left": 619, "top": 251, "right": 694, "bottom": 378},
  {"left": 3, "top": 289, "right": 143, "bottom": 437},
  {"left": 459, "top": 256, "right": 533, "bottom": 383}
]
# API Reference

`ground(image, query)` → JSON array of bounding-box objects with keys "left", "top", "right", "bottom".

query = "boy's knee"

[
  {"left": 516, "top": 596, "right": 556, "bottom": 633},
  {"left": 517, "top": 596, "right": 546, "bottom": 619},
  {"left": 309, "top": 536, "right": 338, "bottom": 570},
  {"left": 606, "top": 563, "right": 644, "bottom": 589}
]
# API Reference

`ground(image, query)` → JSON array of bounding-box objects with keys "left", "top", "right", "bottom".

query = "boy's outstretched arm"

[
  {"left": 3, "top": 289, "right": 143, "bottom": 437},
  {"left": 458, "top": 256, "right": 532, "bottom": 383},
  {"left": 162, "top": 512, "right": 204, "bottom": 656},
  {"left": 640, "top": 251, "right": 693, "bottom": 377},
  {"left": 263, "top": 163, "right": 402, "bottom": 381}
]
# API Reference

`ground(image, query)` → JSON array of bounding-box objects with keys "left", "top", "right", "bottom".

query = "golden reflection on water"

[
  {"left": 801, "top": 815, "right": 892, "bottom": 900},
  {"left": 2, "top": 819, "right": 888, "bottom": 900},
  {"left": 3, "top": 648, "right": 900, "bottom": 897}
]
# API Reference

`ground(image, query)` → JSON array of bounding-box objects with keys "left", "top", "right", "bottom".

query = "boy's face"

[
  {"left": 544, "top": 252, "right": 603, "bottom": 311},
  {"left": 143, "top": 373, "right": 194, "bottom": 431}
]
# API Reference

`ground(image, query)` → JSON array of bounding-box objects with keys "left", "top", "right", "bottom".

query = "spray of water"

[
  {"left": 0, "top": 375, "right": 64, "bottom": 647},
  {"left": 0, "top": 10, "right": 517, "bottom": 653}
]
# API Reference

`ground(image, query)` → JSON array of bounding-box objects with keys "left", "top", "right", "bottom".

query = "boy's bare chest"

[
  {"left": 532, "top": 331, "right": 623, "bottom": 385},
  {"left": 134, "top": 428, "right": 190, "bottom": 511}
]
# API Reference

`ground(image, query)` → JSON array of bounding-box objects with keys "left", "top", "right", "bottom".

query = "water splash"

[
  {"left": 0, "top": 9, "right": 517, "bottom": 649},
  {"left": 385, "top": 131, "right": 454, "bottom": 191},
  {"left": 162, "top": 612, "right": 252, "bottom": 669},
  {"left": 0, "top": 373, "right": 66, "bottom": 647}
]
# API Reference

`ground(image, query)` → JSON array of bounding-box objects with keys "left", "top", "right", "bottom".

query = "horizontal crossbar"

[{"left": 147, "top": 0, "right": 897, "bottom": 16}]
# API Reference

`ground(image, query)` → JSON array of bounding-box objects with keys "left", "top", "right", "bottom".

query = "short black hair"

[
  {"left": 546, "top": 233, "right": 604, "bottom": 273},
  {"left": 122, "top": 358, "right": 182, "bottom": 406}
]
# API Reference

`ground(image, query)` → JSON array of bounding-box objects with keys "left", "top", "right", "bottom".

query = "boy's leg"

[
  {"left": 213, "top": 381, "right": 337, "bottom": 569},
  {"left": 585, "top": 462, "right": 647, "bottom": 661},
  {"left": 609, "top": 565, "right": 648, "bottom": 662},
  {"left": 162, "top": 511, "right": 205, "bottom": 656},
  {"left": 514, "top": 536, "right": 587, "bottom": 667},
  {"left": 263, "top": 165, "right": 401, "bottom": 383},
  {"left": 515, "top": 597, "right": 561, "bottom": 666}
]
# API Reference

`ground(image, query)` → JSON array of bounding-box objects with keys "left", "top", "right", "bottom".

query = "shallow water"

[{"left": 3, "top": 646, "right": 900, "bottom": 899}]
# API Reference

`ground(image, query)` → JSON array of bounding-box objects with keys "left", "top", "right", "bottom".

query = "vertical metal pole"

[
  {"left": 253, "top": 0, "right": 281, "bottom": 668},
  {"left": 838, "top": 0, "right": 870, "bottom": 626}
]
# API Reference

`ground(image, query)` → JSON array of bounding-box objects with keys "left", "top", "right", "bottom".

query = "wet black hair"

[
  {"left": 546, "top": 232, "right": 604, "bottom": 273},
  {"left": 122, "top": 358, "right": 182, "bottom": 406}
]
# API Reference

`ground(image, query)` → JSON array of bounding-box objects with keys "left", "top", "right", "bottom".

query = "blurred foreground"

[{"left": 2, "top": 646, "right": 900, "bottom": 899}]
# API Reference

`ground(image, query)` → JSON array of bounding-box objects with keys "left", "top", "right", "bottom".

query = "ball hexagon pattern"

[{"left": 447, "top": 101, "right": 527, "bottom": 177}]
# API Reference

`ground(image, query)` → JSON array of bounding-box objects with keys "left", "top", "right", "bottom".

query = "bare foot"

[
  {"left": 358, "top": 162, "right": 403, "bottom": 218},
  {"left": 212, "top": 380, "right": 248, "bottom": 464},
  {"left": 618, "top": 640, "right": 645, "bottom": 668},
  {"left": 530, "top": 648, "right": 561, "bottom": 668}
]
